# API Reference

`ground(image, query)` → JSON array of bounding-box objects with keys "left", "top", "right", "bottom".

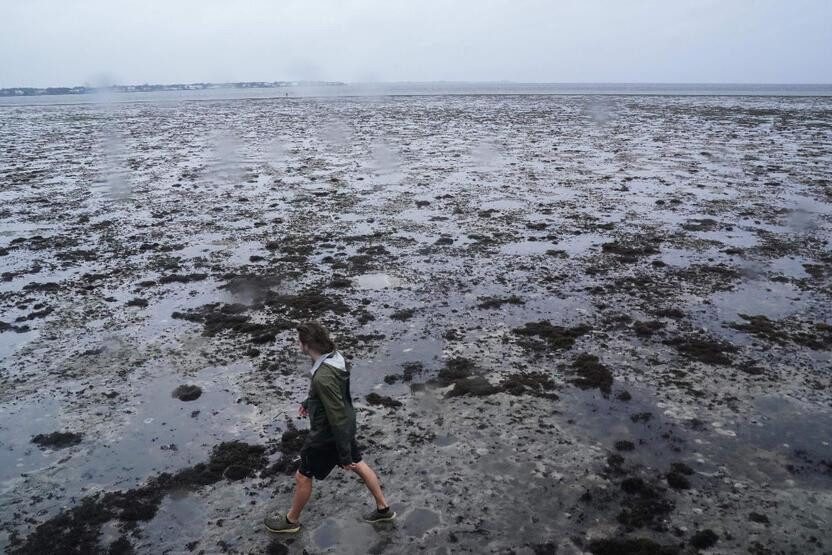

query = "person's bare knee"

[
  {"left": 295, "top": 470, "right": 312, "bottom": 486},
  {"left": 353, "top": 460, "right": 371, "bottom": 473}
]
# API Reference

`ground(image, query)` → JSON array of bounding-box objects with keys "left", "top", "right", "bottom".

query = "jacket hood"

[{"left": 311, "top": 351, "right": 346, "bottom": 375}]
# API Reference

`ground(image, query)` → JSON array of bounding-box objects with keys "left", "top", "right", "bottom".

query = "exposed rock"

[{"left": 172, "top": 385, "right": 202, "bottom": 401}]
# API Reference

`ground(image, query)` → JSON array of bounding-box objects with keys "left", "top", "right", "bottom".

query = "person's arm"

[{"left": 315, "top": 370, "right": 353, "bottom": 465}]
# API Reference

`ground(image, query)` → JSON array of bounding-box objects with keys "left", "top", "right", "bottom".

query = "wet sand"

[{"left": 0, "top": 94, "right": 831, "bottom": 554}]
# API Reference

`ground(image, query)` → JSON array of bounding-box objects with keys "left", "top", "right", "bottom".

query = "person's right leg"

[{"left": 287, "top": 470, "right": 313, "bottom": 522}]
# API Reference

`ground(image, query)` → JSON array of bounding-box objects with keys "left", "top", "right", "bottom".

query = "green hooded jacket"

[{"left": 301, "top": 351, "right": 357, "bottom": 465}]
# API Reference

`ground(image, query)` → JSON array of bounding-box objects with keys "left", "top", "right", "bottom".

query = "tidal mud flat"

[{"left": 0, "top": 93, "right": 830, "bottom": 554}]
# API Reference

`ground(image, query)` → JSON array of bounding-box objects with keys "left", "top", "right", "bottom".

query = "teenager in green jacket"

[{"left": 264, "top": 321, "right": 395, "bottom": 533}]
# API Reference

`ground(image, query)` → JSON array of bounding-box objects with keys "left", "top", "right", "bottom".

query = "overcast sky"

[{"left": 2, "top": 0, "right": 830, "bottom": 88}]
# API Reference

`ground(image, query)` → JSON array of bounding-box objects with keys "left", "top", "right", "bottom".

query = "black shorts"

[{"left": 298, "top": 441, "right": 362, "bottom": 480}]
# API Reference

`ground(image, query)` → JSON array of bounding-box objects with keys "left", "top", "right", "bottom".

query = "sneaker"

[
  {"left": 264, "top": 513, "right": 302, "bottom": 533},
  {"left": 362, "top": 506, "right": 397, "bottom": 523}
]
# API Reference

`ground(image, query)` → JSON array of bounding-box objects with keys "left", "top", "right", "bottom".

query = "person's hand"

[
  {"left": 298, "top": 404, "right": 308, "bottom": 418},
  {"left": 341, "top": 462, "right": 358, "bottom": 471}
]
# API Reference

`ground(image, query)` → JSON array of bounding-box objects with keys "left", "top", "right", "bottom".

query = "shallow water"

[
  {"left": 353, "top": 273, "right": 404, "bottom": 290},
  {"left": 1, "top": 92, "right": 831, "bottom": 554}
]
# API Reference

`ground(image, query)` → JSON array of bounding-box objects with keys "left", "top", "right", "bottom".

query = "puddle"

[
  {"left": 561, "top": 386, "right": 832, "bottom": 488},
  {"left": 90, "top": 363, "right": 261, "bottom": 483},
  {"left": 313, "top": 517, "right": 340, "bottom": 549},
  {"left": 0, "top": 267, "right": 81, "bottom": 293},
  {"left": 693, "top": 229, "right": 759, "bottom": 248},
  {"left": 175, "top": 232, "right": 236, "bottom": 259},
  {"left": 124, "top": 278, "right": 251, "bottom": 342},
  {"left": 554, "top": 233, "right": 609, "bottom": 256},
  {"left": 480, "top": 198, "right": 526, "bottom": 211},
  {"left": 745, "top": 396, "right": 832, "bottom": 456},
  {"left": 350, "top": 331, "right": 443, "bottom": 393},
  {"left": 0, "top": 398, "right": 63, "bottom": 486},
  {"left": 0, "top": 221, "right": 50, "bottom": 238},
  {"left": 709, "top": 279, "right": 811, "bottom": 320},
  {"left": 354, "top": 273, "right": 404, "bottom": 290},
  {"left": 225, "top": 240, "right": 269, "bottom": 266},
  {"left": 765, "top": 256, "right": 811, "bottom": 279},
  {"left": 403, "top": 507, "right": 440, "bottom": 537},
  {"left": 0, "top": 363, "right": 262, "bottom": 540},
  {"left": 433, "top": 434, "right": 457, "bottom": 447},
  {"left": 135, "top": 479, "right": 281, "bottom": 554},
  {"left": 0, "top": 327, "right": 38, "bottom": 360},
  {"left": 308, "top": 514, "right": 381, "bottom": 553},
  {"left": 394, "top": 207, "right": 441, "bottom": 224},
  {"left": 498, "top": 240, "right": 556, "bottom": 256},
  {"left": 140, "top": 492, "right": 206, "bottom": 547}
]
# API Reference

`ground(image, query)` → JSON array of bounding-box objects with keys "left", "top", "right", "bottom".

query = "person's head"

[{"left": 296, "top": 321, "right": 335, "bottom": 356}]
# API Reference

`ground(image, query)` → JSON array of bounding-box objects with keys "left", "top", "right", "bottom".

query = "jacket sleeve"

[{"left": 314, "top": 371, "right": 353, "bottom": 465}]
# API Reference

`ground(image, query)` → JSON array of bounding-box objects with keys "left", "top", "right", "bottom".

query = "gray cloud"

[{"left": 1, "top": 0, "right": 830, "bottom": 87}]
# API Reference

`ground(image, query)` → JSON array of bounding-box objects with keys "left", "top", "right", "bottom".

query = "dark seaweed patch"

[
  {"left": 634, "top": 320, "right": 666, "bottom": 337},
  {"left": 434, "top": 357, "right": 476, "bottom": 385},
  {"left": 602, "top": 240, "right": 660, "bottom": 257},
  {"left": 0, "top": 321, "right": 31, "bottom": 333},
  {"left": 219, "top": 273, "right": 282, "bottom": 301},
  {"left": 513, "top": 321, "right": 590, "bottom": 353},
  {"left": 263, "top": 428, "right": 309, "bottom": 477},
  {"left": 617, "top": 477, "right": 674, "bottom": 529},
  {"left": 665, "top": 472, "right": 690, "bottom": 490},
  {"left": 670, "top": 462, "right": 693, "bottom": 475},
  {"left": 446, "top": 376, "right": 502, "bottom": 398},
  {"left": 157, "top": 273, "right": 208, "bottom": 284},
  {"left": 390, "top": 308, "right": 416, "bottom": 321},
  {"left": 652, "top": 307, "right": 685, "bottom": 319},
  {"left": 588, "top": 538, "right": 680, "bottom": 555},
  {"left": 31, "top": 431, "right": 83, "bottom": 449},
  {"left": 570, "top": 353, "right": 613, "bottom": 394},
  {"left": 500, "top": 371, "right": 559, "bottom": 399},
  {"left": 748, "top": 512, "right": 770, "bottom": 525},
  {"left": 689, "top": 529, "right": 718, "bottom": 549},
  {"left": 365, "top": 393, "right": 402, "bottom": 408},
  {"left": 477, "top": 295, "right": 524, "bottom": 309},
  {"left": 263, "top": 289, "right": 350, "bottom": 319},
  {"left": 172, "top": 302, "right": 293, "bottom": 342},
  {"left": 729, "top": 314, "right": 832, "bottom": 350},
  {"left": 680, "top": 218, "right": 719, "bottom": 231},
  {"left": 663, "top": 334, "right": 737, "bottom": 365}
]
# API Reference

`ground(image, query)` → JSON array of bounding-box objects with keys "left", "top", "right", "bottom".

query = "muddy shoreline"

[{"left": 1, "top": 94, "right": 831, "bottom": 553}]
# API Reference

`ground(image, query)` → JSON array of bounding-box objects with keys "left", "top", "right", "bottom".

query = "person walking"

[{"left": 264, "top": 321, "right": 396, "bottom": 533}]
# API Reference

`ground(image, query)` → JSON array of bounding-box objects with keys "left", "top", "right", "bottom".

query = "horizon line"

[{"left": 3, "top": 79, "right": 831, "bottom": 90}]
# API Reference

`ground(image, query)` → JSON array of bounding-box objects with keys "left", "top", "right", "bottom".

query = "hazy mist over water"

[{"left": 2, "top": 82, "right": 832, "bottom": 107}]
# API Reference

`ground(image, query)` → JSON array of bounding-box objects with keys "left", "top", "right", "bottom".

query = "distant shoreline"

[
  {"left": 0, "top": 81, "right": 345, "bottom": 97},
  {"left": 2, "top": 82, "right": 831, "bottom": 104}
]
